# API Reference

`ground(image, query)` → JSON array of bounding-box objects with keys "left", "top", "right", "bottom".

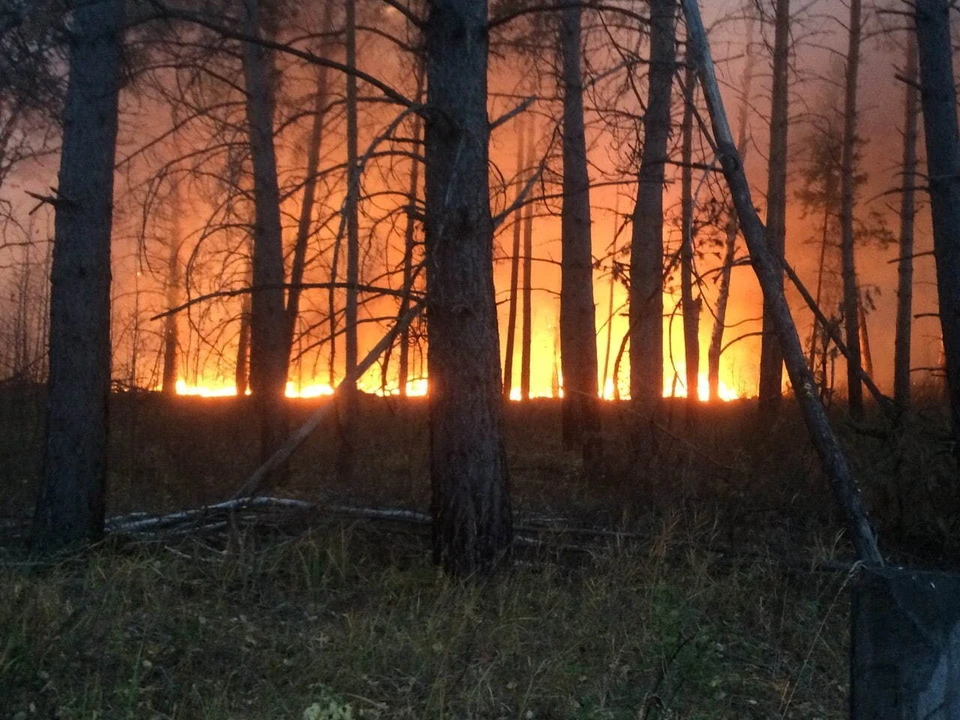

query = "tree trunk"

[
  {"left": 681, "top": 0, "right": 883, "bottom": 566},
  {"left": 425, "top": 0, "right": 512, "bottom": 576},
  {"left": 758, "top": 0, "right": 790, "bottom": 417},
  {"left": 708, "top": 15, "right": 755, "bottom": 402},
  {"left": 286, "top": 8, "right": 332, "bottom": 361},
  {"left": 559, "top": 2, "right": 601, "bottom": 459},
  {"left": 338, "top": 0, "right": 360, "bottom": 478},
  {"left": 236, "top": 275, "right": 251, "bottom": 396},
  {"left": 680, "top": 61, "right": 699, "bottom": 420},
  {"left": 894, "top": 34, "right": 919, "bottom": 414},
  {"left": 840, "top": 0, "right": 864, "bottom": 419},
  {"left": 858, "top": 293, "right": 874, "bottom": 378},
  {"left": 503, "top": 113, "right": 526, "bottom": 399},
  {"left": 162, "top": 185, "right": 183, "bottom": 396},
  {"left": 31, "top": 0, "right": 124, "bottom": 553},
  {"left": 629, "top": 0, "right": 675, "bottom": 411},
  {"left": 915, "top": 0, "right": 960, "bottom": 463},
  {"left": 399, "top": 108, "right": 423, "bottom": 397},
  {"left": 242, "top": 0, "right": 289, "bottom": 477},
  {"left": 520, "top": 120, "right": 536, "bottom": 401}
]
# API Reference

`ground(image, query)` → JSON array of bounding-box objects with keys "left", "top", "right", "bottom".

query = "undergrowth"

[{"left": 1, "top": 519, "right": 850, "bottom": 720}]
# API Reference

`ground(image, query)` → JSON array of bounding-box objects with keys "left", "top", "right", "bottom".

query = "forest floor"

[{"left": 1, "top": 386, "right": 957, "bottom": 719}]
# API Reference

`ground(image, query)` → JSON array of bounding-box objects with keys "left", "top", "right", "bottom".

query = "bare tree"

[
  {"left": 32, "top": 0, "right": 125, "bottom": 552},
  {"left": 520, "top": 118, "right": 536, "bottom": 401},
  {"left": 914, "top": 0, "right": 960, "bottom": 460},
  {"left": 242, "top": 0, "right": 290, "bottom": 475},
  {"left": 426, "top": 0, "right": 512, "bottom": 575},
  {"left": 893, "top": 32, "right": 919, "bottom": 413},
  {"left": 630, "top": 0, "right": 676, "bottom": 412},
  {"left": 503, "top": 113, "right": 526, "bottom": 399},
  {"left": 559, "top": 2, "right": 601, "bottom": 458},
  {"left": 161, "top": 184, "right": 183, "bottom": 396},
  {"left": 840, "top": 0, "right": 864, "bottom": 418},
  {"left": 757, "top": 0, "right": 790, "bottom": 417},
  {"left": 679, "top": 60, "right": 699, "bottom": 421},
  {"left": 681, "top": 0, "right": 882, "bottom": 565}
]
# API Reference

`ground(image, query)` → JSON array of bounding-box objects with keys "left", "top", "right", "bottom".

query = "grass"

[
  {"left": 1, "top": 519, "right": 851, "bottom": 719},
  {"left": 2, "top": 384, "right": 958, "bottom": 718}
]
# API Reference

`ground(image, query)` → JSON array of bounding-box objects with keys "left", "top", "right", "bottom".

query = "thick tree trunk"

[
  {"left": 520, "top": 120, "right": 536, "bottom": 401},
  {"left": 915, "top": 0, "right": 960, "bottom": 463},
  {"left": 757, "top": 0, "right": 790, "bottom": 416},
  {"left": 559, "top": 3, "right": 601, "bottom": 459},
  {"left": 398, "top": 109, "right": 423, "bottom": 397},
  {"left": 840, "top": 0, "right": 864, "bottom": 418},
  {"left": 708, "top": 16, "right": 755, "bottom": 402},
  {"left": 680, "top": 61, "right": 699, "bottom": 420},
  {"left": 425, "top": 0, "right": 512, "bottom": 576},
  {"left": 894, "top": 35, "right": 919, "bottom": 413},
  {"left": 681, "top": 0, "right": 883, "bottom": 566},
  {"left": 242, "top": 0, "right": 289, "bottom": 477},
  {"left": 503, "top": 114, "right": 526, "bottom": 399},
  {"left": 629, "top": 0, "right": 675, "bottom": 411},
  {"left": 32, "top": 0, "right": 124, "bottom": 552},
  {"left": 161, "top": 186, "right": 183, "bottom": 396}
]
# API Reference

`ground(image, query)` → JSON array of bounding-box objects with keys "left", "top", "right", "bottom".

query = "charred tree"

[
  {"left": 425, "top": 0, "right": 512, "bottom": 575},
  {"left": 32, "top": 0, "right": 125, "bottom": 553},
  {"left": 680, "top": 60, "right": 699, "bottom": 420},
  {"left": 840, "top": 0, "right": 864, "bottom": 418},
  {"left": 915, "top": 0, "right": 960, "bottom": 462},
  {"left": 242, "top": 0, "right": 289, "bottom": 477},
  {"left": 894, "top": 34, "right": 919, "bottom": 413},
  {"left": 398, "top": 109, "right": 423, "bottom": 397},
  {"left": 757, "top": 0, "right": 790, "bottom": 416},
  {"left": 559, "top": 2, "right": 601, "bottom": 458},
  {"left": 681, "top": 0, "right": 883, "bottom": 565},
  {"left": 629, "top": 0, "right": 676, "bottom": 411}
]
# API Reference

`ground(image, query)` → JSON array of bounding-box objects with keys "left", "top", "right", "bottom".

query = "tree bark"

[
  {"left": 915, "top": 0, "right": 960, "bottom": 463},
  {"left": 559, "top": 2, "right": 601, "bottom": 459},
  {"left": 840, "top": 0, "right": 864, "bottom": 418},
  {"left": 680, "top": 60, "right": 699, "bottom": 420},
  {"left": 242, "top": 0, "right": 289, "bottom": 476},
  {"left": 758, "top": 0, "right": 790, "bottom": 417},
  {"left": 629, "top": 0, "right": 675, "bottom": 411},
  {"left": 894, "top": 34, "right": 919, "bottom": 414},
  {"left": 32, "top": 0, "right": 124, "bottom": 553},
  {"left": 425, "top": 0, "right": 512, "bottom": 576},
  {"left": 503, "top": 113, "right": 526, "bottom": 399},
  {"left": 681, "top": 0, "right": 883, "bottom": 566}
]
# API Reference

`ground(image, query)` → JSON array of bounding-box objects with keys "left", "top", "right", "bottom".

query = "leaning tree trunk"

[
  {"left": 681, "top": 0, "right": 883, "bottom": 566},
  {"left": 559, "top": 2, "right": 601, "bottom": 459},
  {"left": 894, "top": 34, "right": 919, "bottom": 414},
  {"left": 840, "top": 0, "right": 864, "bottom": 419},
  {"left": 425, "top": 0, "right": 512, "bottom": 576},
  {"left": 503, "top": 113, "right": 526, "bottom": 399},
  {"left": 680, "top": 61, "right": 699, "bottom": 421},
  {"left": 757, "top": 0, "right": 790, "bottom": 417},
  {"left": 32, "top": 0, "right": 124, "bottom": 553},
  {"left": 161, "top": 185, "right": 183, "bottom": 396},
  {"left": 915, "top": 0, "right": 960, "bottom": 463},
  {"left": 242, "top": 0, "right": 289, "bottom": 478},
  {"left": 630, "top": 0, "right": 675, "bottom": 411},
  {"left": 708, "top": 14, "right": 755, "bottom": 402}
]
